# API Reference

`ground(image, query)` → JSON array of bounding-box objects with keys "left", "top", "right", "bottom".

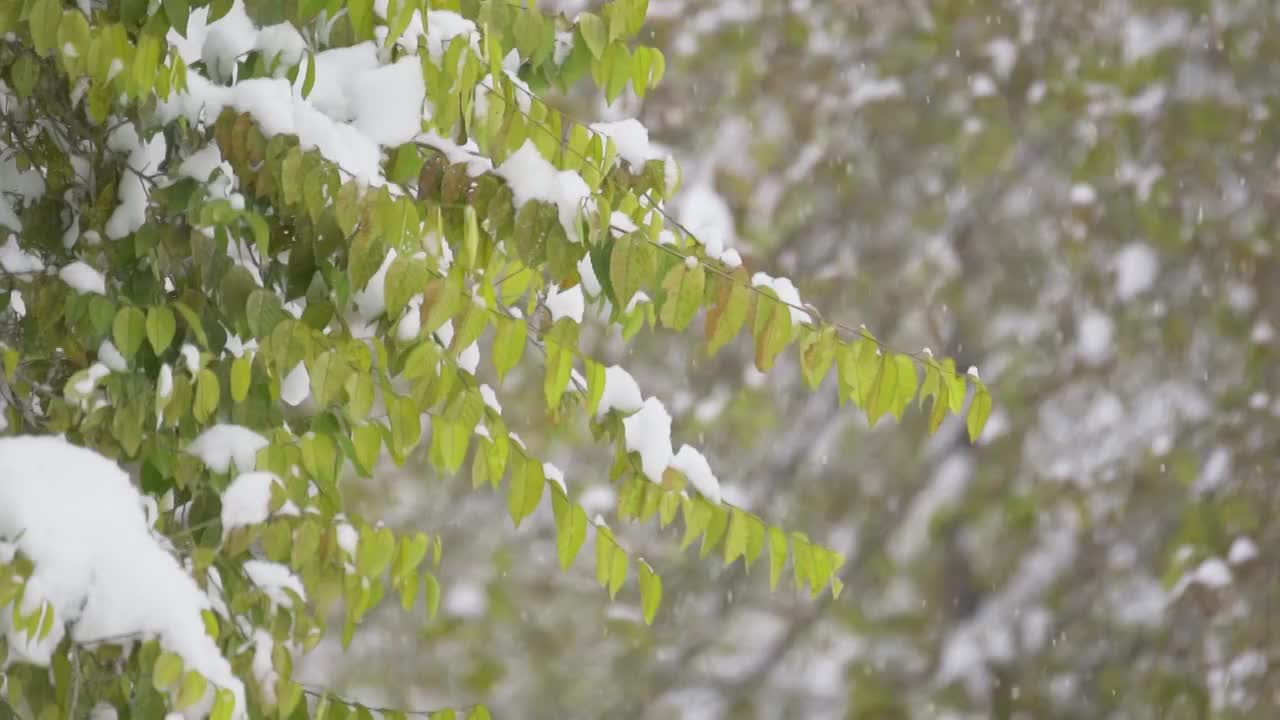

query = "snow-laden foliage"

[{"left": 0, "top": 0, "right": 988, "bottom": 717}]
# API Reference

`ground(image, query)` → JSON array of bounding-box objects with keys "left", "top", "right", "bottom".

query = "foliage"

[{"left": 0, "top": 0, "right": 988, "bottom": 718}]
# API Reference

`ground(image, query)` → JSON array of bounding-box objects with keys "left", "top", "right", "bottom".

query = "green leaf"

[
  {"left": 551, "top": 490, "right": 588, "bottom": 569},
  {"left": 151, "top": 651, "right": 183, "bottom": 691},
  {"left": 56, "top": 8, "right": 91, "bottom": 70},
  {"left": 28, "top": 0, "right": 61, "bottom": 56},
  {"left": 195, "top": 369, "right": 220, "bottom": 422},
  {"left": 356, "top": 526, "right": 396, "bottom": 577},
  {"left": 700, "top": 503, "right": 729, "bottom": 558},
  {"left": 448, "top": 302, "right": 488, "bottom": 355},
  {"left": 424, "top": 572, "right": 441, "bottom": 620},
  {"left": 891, "top": 353, "right": 918, "bottom": 419},
  {"left": 348, "top": 226, "right": 386, "bottom": 293},
  {"left": 347, "top": 0, "right": 374, "bottom": 39},
  {"left": 927, "top": 378, "right": 950, "bottom": 434},
  {"left": 838, "top": 337, "right": 879, "bottom": 408},
  {"left": 146, "top": 306, "right": 176, "bottom": 355},
  {"left": 638, "top": 561, "right": 662, "bottom": 624},
  {"left": 346, "top": 373, "right": 376, "bottom": 420},
  {"left": 542, "top": 319, "right": 577, "bottom": 408},
  {"left": 385, "top": 0, "right": 416, "bottom": 47},
  {"left": 584, "top": 359, "right": 606, "bottom": 416},
  {"left": 301, "top": 51, "right": 316, "bottom": 98},
  {"left": 388, "top": 395, "right": 421, "bottom": 456},
  {"left": 723, "top": 507, "right": 748, "bottom": 567},
  {"left": 352, "top": 422, "right": 381, "bottom": 475},
  {"left": 768, "top": 526, "right": 787, "bottom": 590},
  {"left": 308, "top": 351, "right": 350, "bottom": 408},
  {"left": 163, "top": 0, "right": 190, "bottom": 37},
  {"left": 210, "top": 688, "right": 236, "bottom": 720},
  {"left": 435, "top": 417, "right": 470, "bottom": 475},
  {"left": 920, "top": 362, "right": 941, "bottom": 409},
  {"left": 608, "top": 544, "right": 627, "bottom": 599},
  {"left": 967, "top": 385, "right": 992, "bottom": 443},
  {"left": 608, "top": 232, "right": 656, "bottom": 309},
  {"left": 175, "top": 671, "right": 206, "bottom": 710},
  {"left": 706, "top": 268, "right": 750, "bottom": 355},
  {"left": 335, "top": 182, "right": 361, "bottom": 236},
  {"left": 595, "top": 527, "right": 614, "bottom": 587},
  {"left": 602, "top": 42, "right": 632, "bottom": 104},
  {"left": 513, "top": 6, "right": 544, "bottom": 58},
  {"left": 631, "top": 46, "right": 653, "bottom": 97},
  {"left": 131, "top": 33, "right": 161, "bottom": 99},
  {"left": 800, "top": 327, "right": 837, "bottom": 390},
  {"left": 463, "top": 204, "right": 481, "bottom": 268},
  {"left": 594, "top": 526, "right": 629, "bottom": 599},
  {"left": 744, "top": 514, "right": 766, "bottom": 570},
  {"left": 113, "top": 306, "right": 146, "bottom": 359},
  {"left": 577, "top": 12, "right": 607, "bottom": 58},
  {"left": 466, "top": 707, "right": 491, "bottom": 720},
  {"left": 493, "top": 316, "right": 526, "bottom": 383},
  {"left": 379, "top": 196, "right": 419, "bottom": 251},
  {"left": 790, "top": 532, "right": 813, "bottom": 591},
  {"left": 230, "top": 355, "right": 252, "bottom": 403},
  {"left": 246, "top": 289, "right": 288, "bottom": 339},
  {"left": 752, "top": 292, "right": 792, "bottom": 372},
  {"left": 680, "top": 496, "right": 711, "bottom": 551},
  {"left": 507, "top": 458, "right": 545, "bottom": 527},
  {"left": 659, "top": 261, "right": 705, "bottom": 331},
  {"left": 865, "top": 352, "right": 897, "bottom": 426},
  {"left": 945, "top": 361, "right": 967, "bottom": 414}
]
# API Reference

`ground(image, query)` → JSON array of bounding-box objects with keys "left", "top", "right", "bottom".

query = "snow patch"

[
  {"left": 186, "top": 424, "right": 268, "bottom": 474},
  {"left": 59, "top": 261, "right": 106, "bottom": 295},
  {"left": 0, "top": 437, "right": 246, "bottom": 717},
  {"left": 622, "top": 397, "right": 673, "bottom": 483},
  {"left": 670, "top": 445, "right": 721, "bottom": 504},
  {"left": 495, "top": 142, "right": 591, "bottom": 243}
]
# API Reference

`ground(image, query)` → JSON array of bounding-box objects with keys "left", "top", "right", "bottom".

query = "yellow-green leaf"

[
  {"left": 151, "top": 651, "right": 183, "bottom": 691},
  {"left": 551, "top": 489, "right": 588, "bottom": 569},
  {"left": 659, "top": 261, "right": 705, "bottom": 331},
  {"left": 706, "top": 269, "right": 750, "bottom": 355},
  {"left": 493, "top": 316, "right": 527, "bottom": 383},
  {"left": 230, "top": 355, "right": 252, "bottom": 403},
  {"left": 308, "top": 351, "right": 350, "bottom": 408},
  {"left": 507, "top": 458, "right": 545, "bottom": 527},
  {"left": 388, "top": 394, "right": 421, "bottom": 456},
  {"left": 768, "top": 526, "right": 787, "bottom": 590},
  {"left": 163, "top": 0, "right": 190, "bottom": 37},
  {"left": 210, "top": 688, "right": 236, "bottom": 720},
  {"left": 865, "top": 352, "right": 897, "bottom": 426},
  {"left": 113, "top": 306, "right": 146, "bottom": 359},
  {"left": 967, "top": 385, "right": 992, "bottom": 443},
  {"left": 723, "top": 507, "right": 749, "bottom": 567},
  {"left": 351, "top": 422, "right": 381, "bottom": 475},
  {"left": 638, "top": 561, "right": 661, "bottom": 624},
  {"left": 577, "top": 12, "right": 606, "bottom": 58},
  {"left": 680, "top": 496, "right": 711, "bottom": 551},
  {"left": 608, "top": 231, "right": 656, "bottom": 308},
  {"left": 752, "top": 292, "right": 792, "bottom": 372},
  {"left": 602, "top": 41, "right": 632, "bottom": 104},
  {"left": 800, "top": 327, "right": 837, "bottom": 390},
  {"left": 424, "top": 572, "right": 441, "bottom": 620},
  {"left": 891, "top": 353, "right": 918, "bottom": 419},
  {"left": 28, "top": 0, "right": 61, "bottom": 56},
  {"left": 584, "top": 359, "right": 606, "bottom": 416},
  {"left": 175, "top": 670, "right": 206, "bottom": 710},
  {"left": 194, "top": 368, "right": 220, "bottom": 422}
]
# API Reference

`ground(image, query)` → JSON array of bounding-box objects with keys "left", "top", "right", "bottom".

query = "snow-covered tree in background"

[{"left": 0, "top": 0, "right": 986, "bottom": 717}]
